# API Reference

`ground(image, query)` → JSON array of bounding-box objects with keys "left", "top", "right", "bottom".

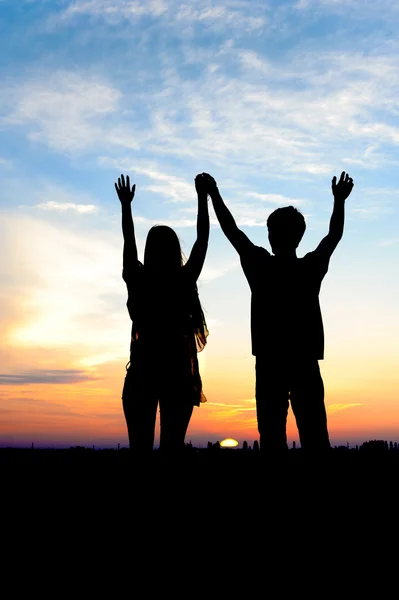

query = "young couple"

[{"left": 115, "top": 171, "right": 354, "bottom": 458}]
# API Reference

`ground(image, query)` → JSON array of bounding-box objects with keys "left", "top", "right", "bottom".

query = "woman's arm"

[
  {"left": 184, "top": 174, "right": 210, "bottom": 282},
  {"left": 114, "top": 174, "right": 138, "bottom": 271}
]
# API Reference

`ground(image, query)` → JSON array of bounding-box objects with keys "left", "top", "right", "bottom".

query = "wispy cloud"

[
  {"left": 101, "top": 158, "right": 196, "bottom": 203},
  {"left": 78, "top": 353, "right": 122, "bottom": 367},
  {"left": 245, "top": 192, "right": 307, "bottom": 207},
  {"left": 3, "top": 40, "right": 399, "bottom": 179},
  {"left": 199, "top": 259, "right": 240, "bottom": 283},
  {"left": 295, "top": 0, "right": 398, "bottom": 18},
  {"left": 327, "top": 403, "right": 363, "bottom": 414},
  {"left": 0, "top": 156, "right": 13, "bottom": 169},
  {"left": 0, "top": 369, "right": 99, "bottom": 385},
  {"left": 35, "top": 201, "right": 98, "bottom": 213},
  {"left": 56, "top": 0, "right": 267, "bottom": 33},
  {"left": 3, "top": 71, "right": 123, "bottom": 153},
  {"left": 135, "top": 215, "right": 196, "bottom": 228},
  {"left": 377, "top": 238, "right": 399, "bottom": 247},
  {"left": 347, "top": 186, "right": 398, "bottom": 220},
  {"left": 10, "top": 181, "right": 102, "bottom": 215}
]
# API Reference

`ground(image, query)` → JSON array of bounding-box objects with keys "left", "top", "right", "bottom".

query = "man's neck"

[{"left": 273, "top": 250, "right": 297, "bottom": 259}]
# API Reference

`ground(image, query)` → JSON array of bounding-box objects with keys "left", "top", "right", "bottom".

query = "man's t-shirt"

[{"left": 239, "top": 245, "right": 330, "bottom": 359}]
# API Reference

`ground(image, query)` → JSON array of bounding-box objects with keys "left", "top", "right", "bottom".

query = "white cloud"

[
  {"left": 35, "top": 201, "right": 98, "bottom": 213},
  {"left": 16, "top": 181, "right": 101, "bottom": 214},
  {"left": 199, "top": 258, "right": 240, "bottom": 283},
  {"left": 135, "top": 215, "right": 196, "bottom": 228},
  {"left": 4, "top": 71, "right": 122, "bottom": 152},
  {"left": 60, "top": 0, "right": 168, "bottom": 20},
  {"left": 99, "top": 157, "right": 196, "bottom": 203},
  {"left": 2, "top": 11, "right": 399, "bottom": 180},
  {"left": 117, "top": 47, "right": 399, "bottom": 177},
  {"left": 0, "top": 156, "right": 13, "bottom": 168},
  {"left": 245, "top": 192, "right": 306, "bottom": 207},
  {"left": 57, "top": 0, "right": 267, "bottom": 32}
]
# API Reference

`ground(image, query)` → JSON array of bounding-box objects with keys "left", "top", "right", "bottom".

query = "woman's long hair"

[
  {"left": 142, "top": 224, "right": 208, "bottom": 352},
  {"left": 129, "top": 224, "right": 208, "bottom": 403},
  {"left": 144, "top": 225, "right": 184, "bottom": 271}
]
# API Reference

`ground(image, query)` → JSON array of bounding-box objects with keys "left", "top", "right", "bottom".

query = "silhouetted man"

[{"left": 203, "top": 171, "right": 354, "bottom": 456}]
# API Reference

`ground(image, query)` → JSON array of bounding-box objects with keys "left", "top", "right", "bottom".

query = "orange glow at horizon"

[
  {"left": 2, "top": 351, "right": 399, "bottom": 447},
  {"left": 2, "top": 298, "right": 399, "bottom": 448}
]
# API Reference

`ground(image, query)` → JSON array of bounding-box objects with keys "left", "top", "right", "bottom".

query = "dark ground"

[
  {"left": 2, "top": 445, "right": 398, "bottom": 577},
  {"left": 2, "top": 444, "right": 399, "bottom": 493}
]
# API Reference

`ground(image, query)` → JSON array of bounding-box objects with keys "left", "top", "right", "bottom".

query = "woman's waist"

[{"left": 131, "top": 332, "right": 193, "bottom": 354}]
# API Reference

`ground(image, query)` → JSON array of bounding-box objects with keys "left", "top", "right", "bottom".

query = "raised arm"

[
  {"left": 202, "top": 173, "right": 254, "bottom": 256},
  {"left": 315, "top": 171, "right": 354, "bottom": 258},
  {"left": 184, "top": 174, "right": 210, "bottom": 282},
  {"left": 114, "top": 174, "right": 138, "bottom": 271}
]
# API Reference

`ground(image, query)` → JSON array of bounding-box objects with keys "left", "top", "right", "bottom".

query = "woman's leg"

[
  {"left": 122, "top": 367, "right": 158, "bottom": 455},
  {"left": 158, "top": 395, "right": 194, "bottom": 454}
]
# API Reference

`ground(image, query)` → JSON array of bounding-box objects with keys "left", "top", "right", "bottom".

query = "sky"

[{"left": 0, "top": 0, "right": 398, "bottom": 449}]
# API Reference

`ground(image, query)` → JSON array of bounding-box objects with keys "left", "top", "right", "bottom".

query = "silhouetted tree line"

[{"left": 1, "top": 439, "right": 398, "bottom": 468}]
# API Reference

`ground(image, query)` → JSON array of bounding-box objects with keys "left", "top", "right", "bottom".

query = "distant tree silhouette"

[
  {"left": 253, "top": 440, "right": 260, "bottom": 452},
  {"left": 243, "top": 441, "right": 248, "bottom": 451},
  {"left": 360, "top": 440, "right": 388, "bottom": 454}
]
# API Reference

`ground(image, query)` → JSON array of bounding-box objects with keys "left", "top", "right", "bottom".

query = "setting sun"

[{"left": 220, "top": 438, "right": 239, "bottom": 448}]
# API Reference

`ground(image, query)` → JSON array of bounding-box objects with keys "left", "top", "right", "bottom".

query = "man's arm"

[
  {"left": 202, "top": 173, "right": 255, "bottom": 256},
  {"left": 314, "top": 171, "right": 354, "bottom": 258},
  {"left": 184, "top": 174, "right": 210, "bottom": 282},
  {"left": 114, "top": 174, "right": 138, "bottom": 271}
]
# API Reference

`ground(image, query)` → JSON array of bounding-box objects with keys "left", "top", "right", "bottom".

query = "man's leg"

[
  {"left": 289, "top": 360, "right": 330, "bottom": 452},
  {"left": 255, "top": 357, "right": 290, "bottom": 454}
]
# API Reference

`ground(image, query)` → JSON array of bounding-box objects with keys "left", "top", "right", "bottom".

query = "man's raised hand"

[
  {"left": 332, "top": 171, "right": 354, "bottom": 201},
  {"left": 200, "top": 173, "right": 218, "bottom": 196},
  {"left": 115, "top": 174, "right": 136, "bottom": 204}
]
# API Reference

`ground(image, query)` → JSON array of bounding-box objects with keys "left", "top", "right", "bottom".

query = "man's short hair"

[{"left": 267, "top": 206, "right": 306, "bottom": 243}]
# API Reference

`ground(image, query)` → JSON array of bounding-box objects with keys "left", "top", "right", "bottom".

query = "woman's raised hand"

[
  {"left": 115, "top": 174, "right": 136, "bottom": 204},
  {"left": 195, "top": 173, "right": 208, "bottom": 197}
]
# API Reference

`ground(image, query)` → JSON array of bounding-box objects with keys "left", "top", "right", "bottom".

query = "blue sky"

[{"left": 0, "top": 0, "right": 398, "bottom": 447}]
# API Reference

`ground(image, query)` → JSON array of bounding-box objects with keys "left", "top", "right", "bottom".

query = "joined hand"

[{"left": 195, "top": 172, "right": 218, "bottom": 196}]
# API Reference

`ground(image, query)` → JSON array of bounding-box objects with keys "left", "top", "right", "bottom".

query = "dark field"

[
  {"left": 2, "top": 443, "right": 399, "bottom": 493},
  {"left": 2, "top": 444, "right": 398, "bottom": 559}
]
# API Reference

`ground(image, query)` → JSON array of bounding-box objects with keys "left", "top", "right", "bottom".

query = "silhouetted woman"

[{"left": 115, "top": 173, "right": 209, "bottom": 458}]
